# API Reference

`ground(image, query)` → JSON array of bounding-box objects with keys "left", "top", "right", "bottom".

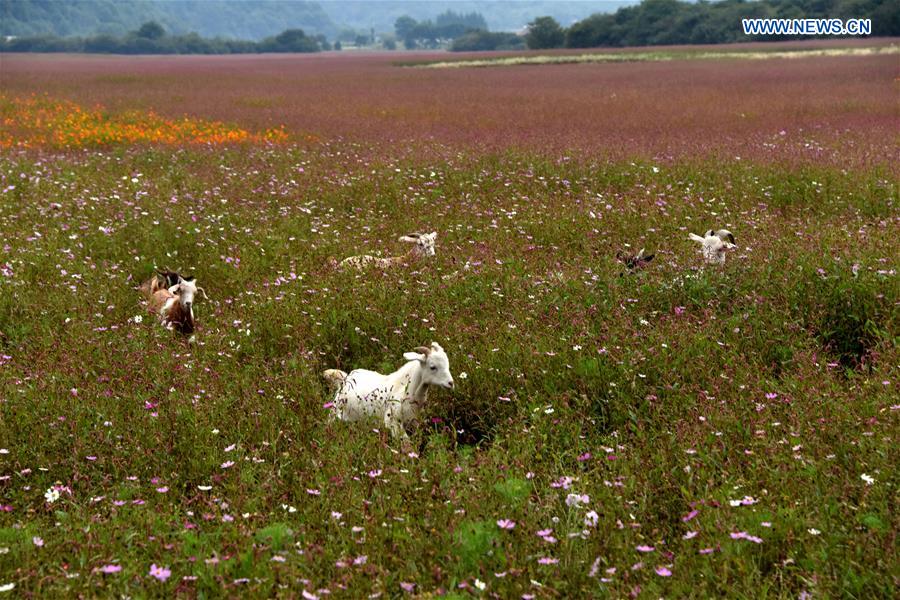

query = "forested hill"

[
  {"left": 1, "top": 0, "right": 632, "bottom": 40},
  {"left": 0, "top": 0, "right": 337, "bottom": 39}
]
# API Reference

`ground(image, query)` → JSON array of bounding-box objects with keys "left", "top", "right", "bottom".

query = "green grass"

[{"left": 0, "top": 146, "right": 897, "bottom": 597}]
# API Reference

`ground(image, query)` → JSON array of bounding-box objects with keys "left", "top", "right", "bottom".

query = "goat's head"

[
  {"left": 705, "top": 229, "right": 735, "bottom": 247},
  {"left": 716, "top": 229, "right": 736, "bottom": 246},
  {"left": 170, "top": 275, "right": 205, "bottom": 313},
  {"left": 400, "top": 232, "right": 437, "bottom": 257},
  {"left": 404, "top": 342, "right": 454, "bottom": 389}
]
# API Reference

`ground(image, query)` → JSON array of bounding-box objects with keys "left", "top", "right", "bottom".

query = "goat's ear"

[
  {"left": 182, "top": 275, "right": 195, "bottom": 282},
  {"left": 403, "top": 352, "right": 426, "bottom": 362},
  {"left": 399, "top": 234, "right": 419, "bottom": 242}
]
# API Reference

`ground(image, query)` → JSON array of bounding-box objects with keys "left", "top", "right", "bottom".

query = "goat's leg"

[{"left": 384, "top": 406, "right": 409, "bottom": 442}]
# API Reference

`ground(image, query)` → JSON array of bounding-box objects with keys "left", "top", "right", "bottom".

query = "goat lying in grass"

[
  {"left": 322, "top": 342, "right": 454, "bottom": 440},
  {"left": 616, "top": 247, "right": 654, "bottom": 275},
  {"left": 689, "top": 229, "right": 736, "bottom": 265},
  {"left": 339, "top": 232, "right": 437, "bottom": 270},
  {"left": 146, "top": 274, "right": 207, "bottom": 334}
]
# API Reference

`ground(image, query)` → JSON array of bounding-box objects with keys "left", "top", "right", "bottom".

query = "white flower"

[
  {"left": 565, "top": 493, "right": 590, "bottom": 507},
  {"left": 458, "top": 372, "right": 467, "bottom": 380},
  {"left": 44, "top": 487, "right": 60, "bottom": 504},
  {"left": 474, "top": 578, "right": 486, "bottom": 591},
  {"left": 132, "top": 315, "right": 143, "bottom": 324},
  {"left": 584, "top": 510, "right": 599, "bottom": 528},
  {"left": 197, "top": 485, "right": 212, "bottom": 491},
  {"left": 808, "top": 528, "right": 821, "bottom": 536},
  {"left": 0, "top": 583, "right": 15, "bottom": 592},
  {"left": 860, "top": 473, "right": 875, "bottom": 485}
]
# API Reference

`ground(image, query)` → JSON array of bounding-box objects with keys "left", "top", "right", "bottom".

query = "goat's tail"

[
  {"left": 322, "top": 369, "right": 347, "bottom": 390},
  {"left": 688, "top": 233, "right": 706, "bottom": 243}
]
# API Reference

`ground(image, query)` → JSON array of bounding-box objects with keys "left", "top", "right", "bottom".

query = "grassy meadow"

[{"left": 0, "top": 43, "right": 897, "bottom": 598}]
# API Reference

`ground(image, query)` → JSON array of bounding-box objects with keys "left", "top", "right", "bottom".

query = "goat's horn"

[
  {"left": 413, "top": 346, "right": 431, "bottom": 356},
  {"left": 196, "top": 286, "right": 209, "bottom": 301}
]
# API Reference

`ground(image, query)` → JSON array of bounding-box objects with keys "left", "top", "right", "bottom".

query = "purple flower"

[
  {"left": 400, "top": 582, "right": 416, "bottom": 593},
  {"left": 496, "top": 519, "right": 516, "bottom": 530},
  {"left": 99, "top": 564, "right": 122, "bottom": 574},
  {"left": 656, "top": 566, "right": 672, "bottom": 577},
  {"left": 149, "top": 564, "right": 171, "bottom": 581}
]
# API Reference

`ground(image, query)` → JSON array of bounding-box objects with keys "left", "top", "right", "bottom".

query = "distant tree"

[
  {"left": 135, "top": 21, "right": 165, "bottom": 40},
  {"left": 450, "top": 30, "right": 525, "bottom": 51},
  {"left": 260, "top": 28, "right": 319, "bottom": 52},
  {"left": 525, "top": 16, "right": 565, "bottom": 49},
  {"left": 394, "top": 15, "right": 417, "bottom": 40},
  {"left": 334, "top": 40, "right": 342, "bottom": 50},
  {"left": 315, "top": 33, "right": 331, "bottom": 50}
]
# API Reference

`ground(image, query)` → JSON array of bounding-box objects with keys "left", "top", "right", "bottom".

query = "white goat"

[
  {"left": 322, "top": 342, "right": 455, "bottom": 440},
  {"left": 339, "top": 232, "right": 437, "bottom": 270},
  {"left": 146, "top": 275, "right": 207, "bottom": 334},
  {"left": 689, "top": 229, "right": 736, "bottom": 265}
]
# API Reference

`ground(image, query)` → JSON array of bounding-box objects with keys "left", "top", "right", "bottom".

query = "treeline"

[
  {"left": 529, "top": 0, "right": 898, "bottom": 49},
  {"left": 0, "top": 22, "right": 329, "bottom": 54},
  {"left": 394, "top": 10, "right": 488, "bottom": 48},
  {"left": 450, "top": 31, "right": 525, "bottom": 52}
]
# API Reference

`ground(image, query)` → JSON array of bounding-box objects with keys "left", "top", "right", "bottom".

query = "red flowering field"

[{"left": 0, "top": 42, "right": 897, "bottom": 598}]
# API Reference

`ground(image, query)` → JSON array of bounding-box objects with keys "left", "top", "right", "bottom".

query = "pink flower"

[
  {"left": 496, "top": 519, "right": 516, "bottom": 530},
  {"left": 306, "top": 488, "right": 321, "bottom": 496},
  {"left": 221, "top": 461, "right": 234, "bottom": 469},
  {"left": 149, "top": 564, "right": 171, "bottom": 581},
  {"left": 655, "top": 566, "right": 672, "bottom": 577},
  {"left": 682, "top": 510, "right": 698, "bottom": 522},
  {"left": 400, "top": 582, "right": 416, "bottom": 593},
  {"left": 368, "top": 469, "right": 382, "bottom": 478},
  {"left": 636, "top": 545, "right": 655, "bottom": 553},
  {"left": 99, "top": 564, "right": 122, "bottom": 574},
  {"left": 683, "top": 530, "right": 698, "bottom": 540},
  {"left": 156, "top": 487, "right": 168, "bottom": 493},
  {"left": 537, "top": 557, "right": 559, "bottom": 565},
  {"left": 32, "top": 536, "right": 44, "bottom": 547}
]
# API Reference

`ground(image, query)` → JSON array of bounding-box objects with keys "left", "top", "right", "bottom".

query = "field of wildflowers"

[{"left": 0, "top": 42, "right": 897, "bottom": 598}]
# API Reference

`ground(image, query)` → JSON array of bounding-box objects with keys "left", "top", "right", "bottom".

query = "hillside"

[
  {"left": 0, "top": 0, "right": 633, "bottom": 40},
  {"left": 0, "top": 0, "right": 337, "bottom": 39}
]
